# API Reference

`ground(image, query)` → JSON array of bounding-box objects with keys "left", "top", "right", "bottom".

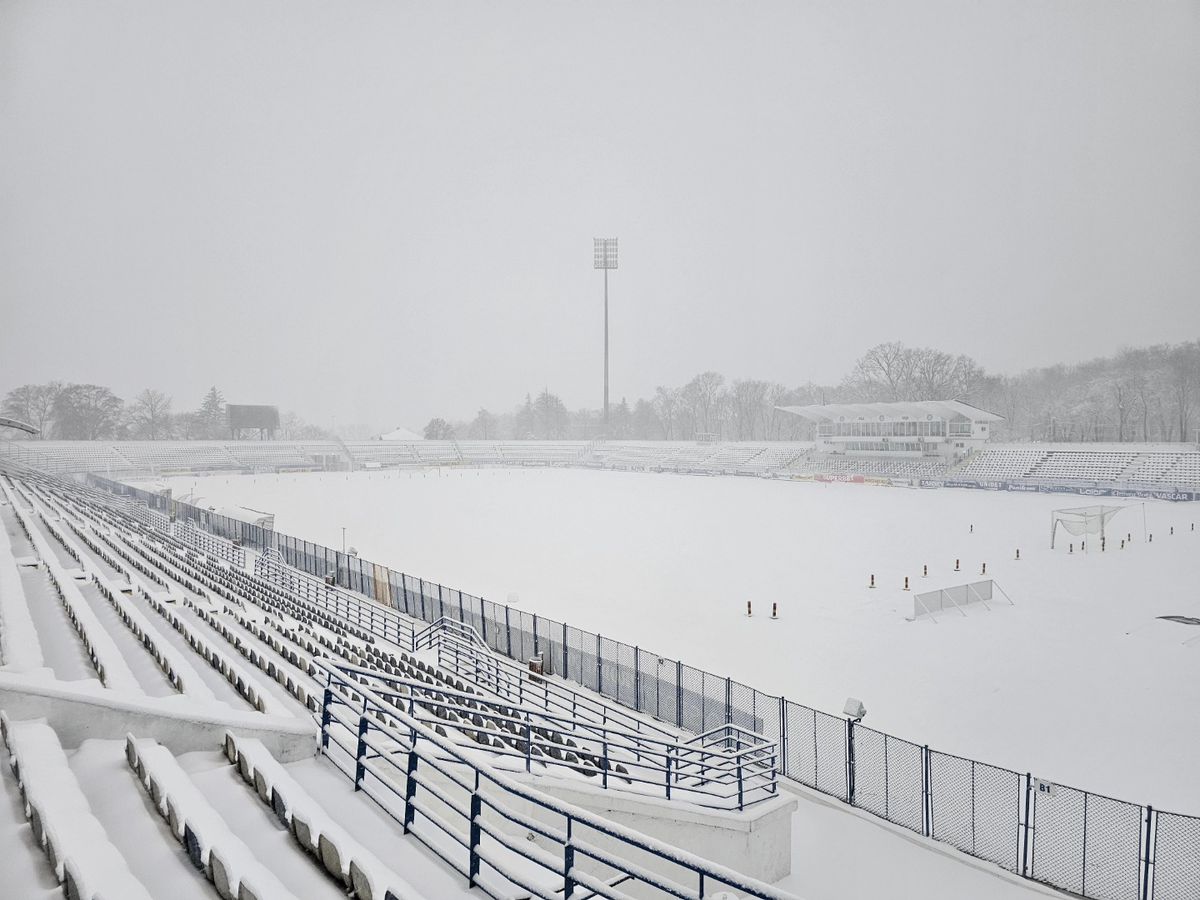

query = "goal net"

[{"left": 1049, "top": 505, "right": 1123, "bottom": 549}]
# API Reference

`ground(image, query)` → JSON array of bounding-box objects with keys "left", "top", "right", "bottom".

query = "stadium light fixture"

[
  {"left": 843, "top": 697, "right": 867, "bottom": 722},
  {"left": 593, "top": 237, "right": 618, "bottom": 430}
]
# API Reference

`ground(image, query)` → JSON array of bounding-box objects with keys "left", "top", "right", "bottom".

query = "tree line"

[
  {"left": 0, "top": 384, "right": 330, "bottom": 442},
  {"left": 4, "top": 339, "right": 1197, "bottom": 445},
  {"left": 427, "top": 340, "right": 1200, "bottom": 444}
]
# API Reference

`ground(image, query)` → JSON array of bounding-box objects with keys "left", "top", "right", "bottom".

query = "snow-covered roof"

[
  {"left": 379, "top": 426, "right": 423, "bottom": 441},
  {"left": 776, "top": 400, "right": 1004, "bottom": 422}
]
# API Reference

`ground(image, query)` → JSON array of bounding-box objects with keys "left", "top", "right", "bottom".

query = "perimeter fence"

[{"left": 85, "top": 472, "right": 1199, "bottom": 900}]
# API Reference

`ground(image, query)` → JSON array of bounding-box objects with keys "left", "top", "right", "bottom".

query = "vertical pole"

[
  {"left": 603, "top": 266, "right": 609, "bottom": 429},
  {"left": 1021, "top": 774, "right": 1033, "bottom": 877},
  {"left": 779, "top": 697, "right": 788, "bottom": 779},
  {"left": 468, "top": 773, "right": 482, "bottom": 886},
  {"left": 563, "top": 819, "right": 575, "bottom": 899},
  {"left": 402, "top": 747, "right": 419, "bottom": 833},
  {"left": 596, "top": 633, "right": 603, "bottom": 694},
  {"left": 320, "top": 684, "right": 333, "bottom": 750},
  {"left": 1081, "top": 792, "right": 1089, "bottom": 896},
  {"left": 846, "top": 718, "right": 856, "bottom": 806},
  {"left": 562, "top": 621, "right": 569, "bottom": 678},
  {"left": 922, "top": 745, "right": 932, "bottom": 837},
  {"left": 1141, "top": 805, "right": 1153, "bottom": 900},
  {"left": 354, "top": 714, "right": 369, "bottom": 791},
  {"left": 634, "top": 646, "right": 641, "bottom": 712},
  {"left": 676, "top": 660, "right": 683, "bottom": 729}
]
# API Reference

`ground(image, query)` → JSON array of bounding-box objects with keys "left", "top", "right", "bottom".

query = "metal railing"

[
  {"left": 315, "top": 660, "right": 797, "bottom": 900},
  {"left": 333, "top": 660, "right": 777, "bottom": 812}
]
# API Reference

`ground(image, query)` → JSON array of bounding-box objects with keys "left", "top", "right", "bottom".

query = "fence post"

[
  {"left": 1141, "top": 805, "right": 1154, "bottom": 900},
  {"left": 1021, "top": 773, "right": 1033, "bottom": 877},
  {"left": 562, "top": 622, "right": 569, "bottom": 678},
  {"left": 402, "top": 747, "right": 419, "bottom": 834},
  {"left": 665, "top": 748, "right": 673, "bottom": 801},
  {"left": 563, "top": 819, "right": 575, "bottom": 899},
  {"left": 505, "top": 605, "right": 513, "bottom": 659},
  {"left": 468, "top": 773, "right": 482, "bottom": 887},
  {"left": 354, "top": 714, "right": 369, "bottom": 791},
  {"left": 676, "top": 661, "right": 683, "bottom": 729},
  {"left": 320, "top": 684, "right": 333, "bottom": 750},
  {"left": 1081, "top": 792, "right": 1089, "bottom": 897},
  {"left": 480, "top": 597, "right": 487, "bottom": 643},
  {"left": 524, "top": 715, "right": 532, "bottom": 773},
  {"left": 846, "top": 718, "right": 857, "bottom": 807},
  {"left": 779, "top": 696, "right": 788, "bottom": 779},
  {"left": 725, "top": 678, "right": 733, "bottom": 731},
  {"left": 738, "top": 757, "right": 745, "bottom": 811},
  {"left": 922, "top": 744, "right": 932, "bottom": 837},
  {"left": 634, "top": 647, "right": 641, "bottom": 712},
  {"left": 591, "top": 633, "right": 601, "bottom": 694}
]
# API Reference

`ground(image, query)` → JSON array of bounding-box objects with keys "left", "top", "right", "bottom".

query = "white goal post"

[{"left": 1049, "top": 505, "right": 1124, "bottom": 549}]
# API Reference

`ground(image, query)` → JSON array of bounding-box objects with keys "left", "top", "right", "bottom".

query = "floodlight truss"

[{"left": 594, "top": 237, "right": 618, "bottom": 270}]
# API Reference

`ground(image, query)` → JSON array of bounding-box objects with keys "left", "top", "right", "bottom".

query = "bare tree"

[{"left": 130, "top": 389, "right": 174, "bottom": 440}]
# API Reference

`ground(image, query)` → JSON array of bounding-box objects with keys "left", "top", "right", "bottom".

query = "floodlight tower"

[{"left": 593, "top": 237, "right": 618, "bottom": 430}]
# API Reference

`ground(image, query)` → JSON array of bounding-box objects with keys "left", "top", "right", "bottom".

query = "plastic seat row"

[
  {"left": 125, "top": 735, "right": 297, "bottom": 900},
  {"left": 2, "top": 713, "right": 153, "bottom": 899}
]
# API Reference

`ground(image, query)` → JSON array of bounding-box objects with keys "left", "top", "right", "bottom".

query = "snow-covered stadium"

[{"left": 1, "top": 434, "right": 1198, "bottom": 900}]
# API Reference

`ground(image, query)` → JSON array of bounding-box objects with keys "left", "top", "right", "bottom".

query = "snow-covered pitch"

[{"left": 157, "top": 467, "right": 1200, "bottom": 813}]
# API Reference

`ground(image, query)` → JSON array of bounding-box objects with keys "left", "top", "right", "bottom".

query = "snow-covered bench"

[
  {"left": 223, "top": 730, "right": 421, "bottom": 900},
  {"left": 1, "top": 713, "right": 153, "bottom": 899},
  {"left": 185, "top": 599, "right": 322, "bottom": 713},
  {"left": 125, "top": 734, "right": 298, "bottom": 900},
  {"left": 139, "top": 590, "right": 291, "bottom": 716},
  {"left": 91, "top": 576, "right": 217, "bottom": 703}
]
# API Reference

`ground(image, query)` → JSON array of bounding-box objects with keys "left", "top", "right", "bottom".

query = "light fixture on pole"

[{"left": 593, "top": 237, "right": 618, "bottom": 430}]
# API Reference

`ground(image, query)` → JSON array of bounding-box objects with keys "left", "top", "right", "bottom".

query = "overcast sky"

[{"left": 2, "top": 1, "right": 1198, "bottom": 430}]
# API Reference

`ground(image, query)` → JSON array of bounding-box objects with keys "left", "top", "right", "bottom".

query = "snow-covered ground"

[{"left": 158, "top": 467, "right": 1200, "bottom": 813}]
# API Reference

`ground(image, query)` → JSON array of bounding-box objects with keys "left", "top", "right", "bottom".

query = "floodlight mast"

[{"left": 593, "top": 238, "right": 618, "bottom": 430}]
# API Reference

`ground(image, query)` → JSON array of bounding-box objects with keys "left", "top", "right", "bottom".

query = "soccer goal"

[{"left": 1049, "top": 505, "right": 1124, "bottom": 549}]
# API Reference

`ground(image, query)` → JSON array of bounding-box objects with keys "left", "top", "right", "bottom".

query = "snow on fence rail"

[
  {"left": 222, "top": 730, "right": 423, "bottom": 900},
  {"left": 314, "top": 660, "right": 797, "bottom": 900},
  {"left": 51, "top": 469, "right": 1200, "bottom": 900}
]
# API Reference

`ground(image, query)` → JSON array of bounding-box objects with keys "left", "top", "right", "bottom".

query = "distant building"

[
  {"left": 378, "top": 425, "right": 423, "bottom": 441},
  {"left": 776, "top": 400, "right": 1002, "bottom": 461}
]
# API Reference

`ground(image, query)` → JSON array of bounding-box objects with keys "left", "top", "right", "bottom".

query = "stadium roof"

[
  {"left": 0, "top": 415, "right": 39, "bottom": 435},
  {"left": 776, "top": 400, "right": 1004, "bottom": 422}
]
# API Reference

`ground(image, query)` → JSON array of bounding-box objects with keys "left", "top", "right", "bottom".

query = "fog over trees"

[
  {"left": 1, "top": 384, "right": 329, "bottom": 442},
  {"left": 5, "top": 340, "right": 1199, "bottom": 445}
]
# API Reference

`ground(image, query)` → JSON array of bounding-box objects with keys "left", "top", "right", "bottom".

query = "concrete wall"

[{"left": 0, "top": 673, "right": 319, "bottom": 761}]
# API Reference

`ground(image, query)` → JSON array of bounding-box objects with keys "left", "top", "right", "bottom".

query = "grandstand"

[
  {"left": 0, "top": 462, "right": 797, "bottom": 898},
  {"left": 4, "top": 437, "right": 1200, "bottom": 495}
]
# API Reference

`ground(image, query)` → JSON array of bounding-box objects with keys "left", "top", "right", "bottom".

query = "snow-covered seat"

[
  {"left": 4, "top": 719, "right": 153, "bottom": 898},
  {"left": 223, "top": 731, "right": 421, "bottom": 900},
  {"left": 125, "top": 735, "right": 298, "bottom": 900}
]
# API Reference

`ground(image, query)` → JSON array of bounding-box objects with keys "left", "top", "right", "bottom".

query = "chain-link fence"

[
  {"left": 1151, "top": 810, "right": 1200, "bottom": 900},
  {"left": 84, "top": 473, "right": 1195, "bottom": 900}
]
